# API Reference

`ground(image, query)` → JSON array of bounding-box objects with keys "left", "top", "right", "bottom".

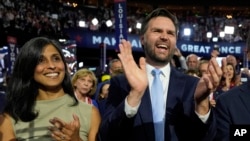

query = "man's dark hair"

[{"left": 139, "top": 8, "right": 179, "bottom": 36}]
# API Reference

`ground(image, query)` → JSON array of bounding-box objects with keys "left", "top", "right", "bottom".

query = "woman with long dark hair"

[{"left": 0, "top": 37, "right": 100, "bottom": 141}]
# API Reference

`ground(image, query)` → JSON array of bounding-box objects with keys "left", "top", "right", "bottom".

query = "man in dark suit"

[
  {"left": 99, "top": 8, "right": 223, "bottom": 141},
  {"left": 214, "top": 31, "right": 250, "bottom": 141},
  {"left": 214, "top": 82, "right": 250, "bottom": 141}
]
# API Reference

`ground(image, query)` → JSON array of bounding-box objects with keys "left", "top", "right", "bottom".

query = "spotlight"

[
  {"left": 106, "top": 20, "right": 113, "bottom": 27},
  {"left": 206, "top": 32, "right": 212, "bottom": 38},
  {"left": 136, "top": 22, "right": 141, "bottom": 29},
  {"left": 79, "top": 20, "right": 86, "bottom": 27},
  {"left": 212, "top": 37, "right": 218, "bottom": 42},
  {"left": 224, "top": 26, "right": 234, "bottom": 34},
  {"left": 183, "top": 28, "right": 191, "bottom": 36},
  {"left": 219, "top": 31, "right": 225, "bottom": 38},
  {"left": 91, "top": 18, "right": 99, "bottom": 26}
]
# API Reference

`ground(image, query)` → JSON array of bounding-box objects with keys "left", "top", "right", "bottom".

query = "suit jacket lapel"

[
  {"left": 167, "top": 68, "right": 186, "bottom": 109},
  {"left": 138, "top": 88, "right": 155, "bottom": 140}
]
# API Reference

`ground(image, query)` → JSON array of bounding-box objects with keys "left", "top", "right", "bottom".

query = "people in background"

[
  {"left": 97, "top": 82, "right": 110, "bottom": 103},
  {"left": 226, "top": 55, "right": 237, "bottom": 68},
  {"left": 99, "top": 8, "right": 222, "bottom": 141},
  {"left": 198, "top": 59, "right": 209, "bottom": 77},
  {"left": 214, "top": 63, "right": 240, "bottom": 100},
  {"left": 0, "top": 37, "right": 101, "bottom": 141},
  {"left": 108, "top": 58, "right": 123, "bottom": 77},
  {"left": 185, "top": 68, "right": 200, "bottom": 77},
  {"left": 186, "top": 53, "right": 199, "bottom": 71},
  {"left": 94, "top": 59, "right": 124, "bottom": 100},
  {"left": 97, "top": 81, "right": 110, "bottom": 117},
  {"left": 226, "top": 54, "right": 241, "bottom": 81},
  {"left": 171, "top": 47, "right": 188, "bottom": 72},
  {"left": 71, "top": 68, "right": 99, "bottom": 108},
  {"left": 211, "top": 45, "right": 220, "bottom": 58},
  {"left": 95, "top": 59, "right": 124, "bottom": 115},
  {"left": 0, "top": 0, "right": 248, "bottom": 46}
]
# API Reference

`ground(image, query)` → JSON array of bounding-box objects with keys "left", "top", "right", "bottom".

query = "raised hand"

[
  {"left": 194, "top": 58, "right": 224, "bottom": 114},
  {"left": 117, "top": 39, "right": 148, "bottom": 106}
]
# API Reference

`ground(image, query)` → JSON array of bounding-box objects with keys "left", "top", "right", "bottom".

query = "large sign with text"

[
  {"left": 65, "top": 29, "right": 246, "bottom": 58},
  {"left": 65, "top": 29, "right": 142, "bottom": 51},
  {"left": 178, "top": 42, "right": 244, "bottom": 57}
]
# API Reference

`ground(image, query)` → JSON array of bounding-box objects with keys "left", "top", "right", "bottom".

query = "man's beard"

[{"left": 144, "top": 46, "right": 173, "bottom": 65}]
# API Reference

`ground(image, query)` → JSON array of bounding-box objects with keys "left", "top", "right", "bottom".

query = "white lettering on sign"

[
  {"left": 181, "top": 44, "right": 210, "bottom": 53},
  {"left": 92, "top": 36, "right": 142, "bottom": 48},
  {"left": 180, "top": 44, "right": 242, "bottom": 54},
  {"left": 9, "top": 43, "right": 16, "bottom": 71},
  {"left": 117, "top": 4, "right": 124, "bottom": 43},
  {"left": 220, "top": 46, "right": 241, "bottom": 54}
]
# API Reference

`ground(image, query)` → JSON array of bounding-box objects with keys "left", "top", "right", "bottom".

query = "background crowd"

[
  {"left": 0, "top": 0, "right": 249, "bottom": 47},
  {"left": 0, "top": 0, "right": 249, "bottom": 111},
  {"left": 0, "top": 0, "right": 250, "bottom": 141}
]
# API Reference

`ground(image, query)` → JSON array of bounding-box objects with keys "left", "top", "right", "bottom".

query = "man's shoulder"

[{"left": 217, "top": 82, "right": 250, "bottom": 101}]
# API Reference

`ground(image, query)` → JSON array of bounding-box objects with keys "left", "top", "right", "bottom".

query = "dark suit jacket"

[
  {"left": 99, "top": 67, "right": 216, "bottom": 141},
  {"left": 214, "top": 81, "right": 250, "bottom": 141}
]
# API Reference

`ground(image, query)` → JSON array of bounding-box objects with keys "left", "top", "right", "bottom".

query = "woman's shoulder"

[
  {"left": 0, "top": 113, "right": 12, "bottom": 124},
  {"left": 76, "top": 101, "right": 101, "bottom": 130},
  {"left": 78, "top": 100, "right": 93, "bottom": 108},
  {"left": 0, "top": 113, "right": 15, "bottom": 139}
]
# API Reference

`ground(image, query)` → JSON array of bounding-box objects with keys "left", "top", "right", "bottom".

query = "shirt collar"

[{"left": 146, "top": 63, "right": 170, "bottom": 77}]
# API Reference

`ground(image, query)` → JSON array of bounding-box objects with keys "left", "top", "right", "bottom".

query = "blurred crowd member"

[
  {"left": 99, "top": 8, "right": 222, "bottom": 141},
  {"left": 185, "top": 69, "right": 200, "bottom": 77},
  {"left": 198, "top": 59, "right": 209, "bottom": 77},
  {"left": 226, "top": 54, "right": 241, "bottom": 81},
  {"left": 214, "top": 63, "right": 240, "bottom": 100},
  {"left": 211, "top": 45, "right": 220, "bottom": 58},
  {"left": 226, "top": 55, "right": 237, "bottom": 68},
  {"left": 108, "top": 58, "right": 123, "bottom": 77},
  {"left": 71, "top": 68, "right": 99, "bottom": 108},
  {"left": 93, "top": 59, "right": 124, "bottom": 103},
  {"left": 0, "top": 37, "right": 101, "bottom": 141},
  {"left": 186, "top": 53, "right": 199, "bottom": 71},
  {"left": 171, "top": 55, "right": 183, "bottom": 72},
  {"left": 214, "top": 31, "right": 250, "bottom": 141},
  {"left": 171, "top": 47, "right": 188, "bottom": 72},
  {"left": 94, "top": 59, "right": 124, "bottom": 117},
  {"left": 97, "top": 81, "right": 110, "bottom": 117}
]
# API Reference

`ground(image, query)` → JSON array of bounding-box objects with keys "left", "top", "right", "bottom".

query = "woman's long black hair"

[{"left": 3, "top": 37, "right": 78, "bottom": 122}]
